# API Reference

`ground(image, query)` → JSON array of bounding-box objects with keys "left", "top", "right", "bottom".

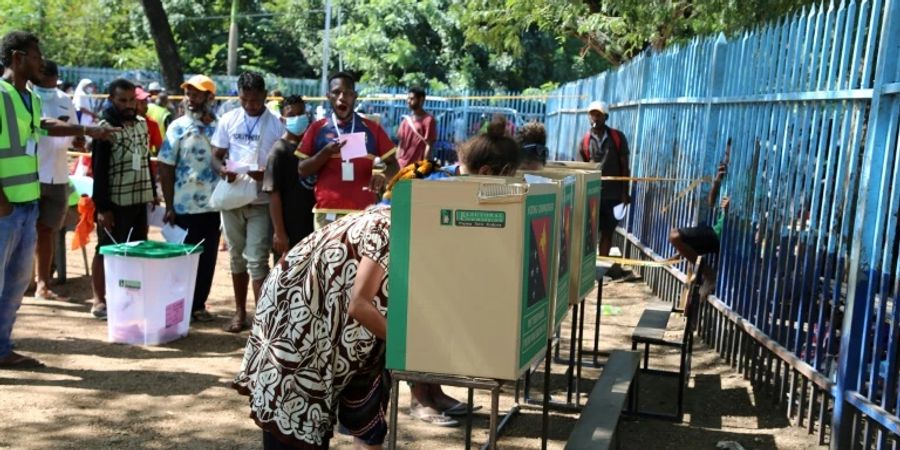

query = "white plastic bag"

[{"left": 209, "top": 175, "right": 257, "bottom": 211}]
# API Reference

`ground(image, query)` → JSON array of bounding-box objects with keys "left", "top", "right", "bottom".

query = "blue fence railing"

[{"left": 545, "top": 1, "right": 899, "bottom": 448}]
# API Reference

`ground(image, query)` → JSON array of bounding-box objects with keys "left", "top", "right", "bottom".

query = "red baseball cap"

[{"left": 135, "top": 87, "right": 151, "bottom": 101}]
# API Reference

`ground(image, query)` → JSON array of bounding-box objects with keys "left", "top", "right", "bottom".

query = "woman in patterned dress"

[{"left": 233, "top": 121, "right": 522, "bottom": 449}]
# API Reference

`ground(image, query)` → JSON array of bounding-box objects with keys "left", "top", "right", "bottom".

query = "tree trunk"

[{"left": 139, "top": 0, "right": 184, "bottom": 91}]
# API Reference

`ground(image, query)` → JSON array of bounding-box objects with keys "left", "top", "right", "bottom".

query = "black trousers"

[{"left": 175, "top": 212, "right": 221, "bottom": 312}]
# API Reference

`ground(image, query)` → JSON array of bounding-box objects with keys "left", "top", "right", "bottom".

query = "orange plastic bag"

[{"left": 71, "top": 195, "right": 95, "bottom": 250}]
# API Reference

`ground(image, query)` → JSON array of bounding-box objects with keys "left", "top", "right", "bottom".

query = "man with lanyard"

[
  {"left": 579, "top": 100, "right": 631, "bottom": 260},
  {"left": 159, "top": 75, "right": 221, "bottom": 323},
  {"left": 0, "top": 31, "right": 117, "bottom": 368},
  {"left": 211, "top": 71, "right": 285, "bottom": 333},
  {"left": 297, "top": 72, "right": 399, "bottom": 230},
  {"left": 396, "top": 86, "right": 436, "bottom": 168},
  {"left": 90, "top": 78, "right": 159, "bottom": 320}
]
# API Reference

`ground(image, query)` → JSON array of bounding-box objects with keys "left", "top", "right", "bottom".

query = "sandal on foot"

[
  {"left": 35, "top": 290, "right": 70, "bottom": 302},
  {"left": 192, "top": 309, "right": 215, "bottom": 322},
  {"left": 410, "top": 406, "right": 459, "bottom": 427},
  {"left": 0, "top": 352, "right": 45, "bottom": 369},
  {"left": 91, "top": 303, "right": 107, "bottom": 320},
  {"left": 223, "top": 316, "right": 249, "bottom": 333},
  {"left": 443, "top": 402, "right": 482, "bottom": 416}
]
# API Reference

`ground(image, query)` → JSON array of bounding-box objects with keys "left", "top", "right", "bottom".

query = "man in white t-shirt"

[
  {"left": 33, "top": 60, "right": 77, "bottom": 301},
  {"left": 211, "top": 71, "right": 284, "bottom": 333}
]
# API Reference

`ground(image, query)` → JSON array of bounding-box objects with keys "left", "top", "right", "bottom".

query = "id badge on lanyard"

[
  {"left": 332, "top": 113, "right": 357, "bottom": 182},
  {"left": 132, "top": 150, "right": 142, "bottom": 171}
]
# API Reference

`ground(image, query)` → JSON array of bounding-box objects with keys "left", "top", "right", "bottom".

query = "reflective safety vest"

[
  {"left": 146, "top": 103, "right": 171, "bottom": 141},
  {"left": 0, "top": 80, "right": 42, "bottom": 203}
]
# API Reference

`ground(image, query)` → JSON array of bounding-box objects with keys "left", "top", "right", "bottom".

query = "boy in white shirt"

[
  {"left": 211, "top": 71, "right": 285, "bottom": 333},
  {"left": 33, "top": 60, "right": 77, "bottom": 301}
]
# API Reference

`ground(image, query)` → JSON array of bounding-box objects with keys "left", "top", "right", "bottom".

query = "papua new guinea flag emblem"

[{"left": 527, "top": 215, "right": 552, "bottom": 307}]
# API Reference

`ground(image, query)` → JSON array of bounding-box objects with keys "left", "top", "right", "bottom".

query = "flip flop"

[
  {"left": 443, "top": 402, "right": 482, "bottom": 416},
  {"left": 410, "top": 406, "right": 459, "bottom": 427},
  {"left": 223, "top": 316, "right": 249, "bottom": 333},
  {"left": 0, "top": 352, "right": 45, "bottom": 370}
]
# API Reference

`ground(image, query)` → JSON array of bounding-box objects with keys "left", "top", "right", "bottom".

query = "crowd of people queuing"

[{"left": 0, "top": 29, "right": 735, "bottom": 450}]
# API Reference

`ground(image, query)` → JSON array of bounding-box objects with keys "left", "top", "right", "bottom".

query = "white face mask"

[{"left": 85, "top": 86, "right": 95, "bottom": 94}]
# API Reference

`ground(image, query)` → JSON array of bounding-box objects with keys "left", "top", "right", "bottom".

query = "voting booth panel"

[{"left": 387, "top": 178, "right": 557, "bottom": 380}]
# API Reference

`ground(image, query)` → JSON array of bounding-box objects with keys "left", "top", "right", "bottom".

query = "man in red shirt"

[
  {"left": 135, "top": 87, "right": 163, "bottom": 154},
  {"left": 297, "top": 72, "right": 399, "bottom": 229},
  {"left": 397, "top": 86, "right": 436, "bottom": 168}
]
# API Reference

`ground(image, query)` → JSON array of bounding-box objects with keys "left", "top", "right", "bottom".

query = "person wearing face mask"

[
  {"left": 263, "top": 95, "right": 314, "bottom": 258},
  {"left": 89, "top": 78, "right": 157, "bottom": 319},
  {"left": 32, "top": 59, "right": 78, "bottom": 303},
  {"left": 158, "top": 75, "right": 221, "bottom": 323}
]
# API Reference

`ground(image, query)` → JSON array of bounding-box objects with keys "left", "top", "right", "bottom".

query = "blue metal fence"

[{"left": 545, "top": 1, "right": 899, "bottom": 448}]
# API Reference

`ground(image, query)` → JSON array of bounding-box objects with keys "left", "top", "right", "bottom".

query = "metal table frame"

[
  {"left": 388, "top": 371, "right": 528, "bottom": 450},
  {"left": 522, "top": 264, "right": 612, "bottom": 412}
]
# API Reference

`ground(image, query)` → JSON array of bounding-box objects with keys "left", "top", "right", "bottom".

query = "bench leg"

[{"left": 643, "top": 343, "right": 650, "bottom": 370}]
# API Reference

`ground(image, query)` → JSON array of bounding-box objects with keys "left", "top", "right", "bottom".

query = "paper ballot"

[
  {"left": 338, "top": 132, "right": 368, "bottom": 161},
  {"left": 161, "top": 224, "right": 188, "bottom": 243}
]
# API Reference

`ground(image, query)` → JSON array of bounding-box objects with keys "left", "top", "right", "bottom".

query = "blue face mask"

[
  {"left": 286, "top": 115, "right": 309, "bottom": 135},
  {"left": 33, "top": 86, "right": 57, "bottom": 100}
]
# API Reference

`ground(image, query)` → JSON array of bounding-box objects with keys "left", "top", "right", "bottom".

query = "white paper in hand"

[
  {"left": 613, "top": 203, "right": 628, "bottom": 221},
  {"left": 225, "top": 159, "right": 258, "bottom": 174},
  {"left": 161, "top": 224, "right": 189, "bottom": 243},
  {"left": 147, "top": 205, "right": 166, "bottom": 228},
  {"left": 338, "top": 132, "right": 368, "bottom": 161}
]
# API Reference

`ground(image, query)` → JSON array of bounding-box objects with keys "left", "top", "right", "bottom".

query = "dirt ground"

[{"left": 0, "top": 230, "right": 827, "bottom": 450}]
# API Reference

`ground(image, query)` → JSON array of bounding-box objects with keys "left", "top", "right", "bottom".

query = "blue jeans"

[{"left": 0, "top": 202, "right": 39, "bottom": 358}]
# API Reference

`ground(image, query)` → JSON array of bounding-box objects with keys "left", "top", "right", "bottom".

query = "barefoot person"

[
  {"left": 0, "top": 31, "right": 118, "bottom": 368},
  {"left": 211, "top": 71, "right": 285, "bottom": 333},
  {"left": 233, "top": 124, "right": 522, "bottom": 449},
  {"left": 669, "top": 140, "right": 731, "bottom": 289}
]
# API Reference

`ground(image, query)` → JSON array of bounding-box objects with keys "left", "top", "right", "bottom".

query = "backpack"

[{"left": 580, "top": 128, "right": 623, "bottom": 162}]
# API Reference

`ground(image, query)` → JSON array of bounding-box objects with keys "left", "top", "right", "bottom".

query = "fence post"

[
  {"left": 832, "top": 0, "right": 900, "bottom": 447},
  {"left": 694, "top": 34, "right": 729, "bottom": 224}
]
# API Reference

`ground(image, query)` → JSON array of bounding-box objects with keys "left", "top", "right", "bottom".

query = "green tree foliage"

[
  {"left": 2, "top": 0, "right": 812, "bottom": 90},
  {"left": 0, "top": 0, "right": 158, "bottom": 69},
  {"left": 311, "top": 0, "right": 609, "bottom": 90},
  {"left": 456, "top": 0, "right": 816, "bottom": 65}
]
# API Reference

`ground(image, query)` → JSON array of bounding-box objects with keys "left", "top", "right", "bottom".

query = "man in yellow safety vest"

[{"left": 0, "top": 31, "right": 118, "bottom": 369}]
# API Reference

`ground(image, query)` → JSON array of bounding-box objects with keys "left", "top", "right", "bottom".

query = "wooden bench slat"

[
  {"left": 632, "top": 302, "right": 672, "bottom": 343},
  {"left": 565, "top": 350, "right": 641, "bottom": 450}
]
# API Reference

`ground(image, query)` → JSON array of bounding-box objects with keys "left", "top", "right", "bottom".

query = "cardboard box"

[
  {"left": 520, "top": 172, "right": 576, "bottom": 332},
  {"left": 544, "top": 162, "right": 603, "bottom": 304},
  {"left": 387, "top": 178, "right": 558, "bottom": 380}
]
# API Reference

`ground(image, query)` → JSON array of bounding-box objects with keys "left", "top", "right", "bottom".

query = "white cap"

[
  {"left": 147, "top": 81, "right": 163, "bottom": 92},
  {"left": 588, "top": 101, "right": 609, "bottom": 115}
]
